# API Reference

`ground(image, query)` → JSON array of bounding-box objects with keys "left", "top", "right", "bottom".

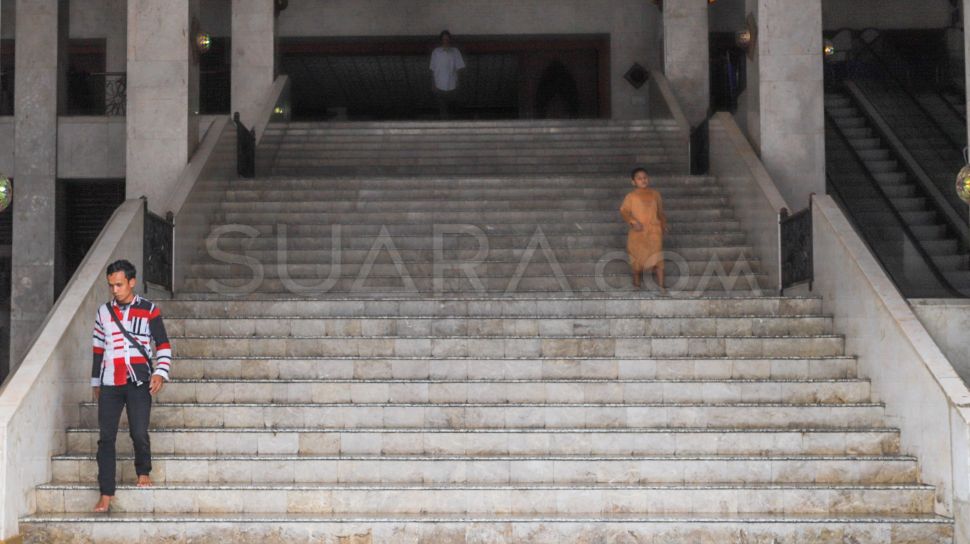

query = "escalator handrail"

[
  {"left": 825, "top": 109, "right": 965, "bottom": 298},
  {"left": 851, "top": 33, "right": 965, "bottom": 151}
]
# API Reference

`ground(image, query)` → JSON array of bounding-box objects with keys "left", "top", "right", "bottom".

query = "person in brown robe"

[{"left": 619, "top": 167, "right": 668, "bottom": 291}]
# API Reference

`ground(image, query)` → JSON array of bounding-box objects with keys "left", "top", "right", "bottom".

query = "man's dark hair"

[
  {"left": 439, "top": 30, "right": 452, "bottom": 41},
  {"left": 631, "top": 167, "right": 648, "bottom": 179},
  {"left": 106, "top": 259, "right": 137, "bottom": 280}
]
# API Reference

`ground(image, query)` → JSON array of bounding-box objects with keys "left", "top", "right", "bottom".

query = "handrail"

[
  {"left": 843, "top": 81, "right": 970, "bottom": 249},
  {"left": 825, "top": 110, "right": 965, "bottom": 297},
  {"left": 853, "top": 33, "right": 965, "bottom": 150}
]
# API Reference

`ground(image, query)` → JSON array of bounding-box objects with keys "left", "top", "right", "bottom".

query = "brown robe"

[{"left": 620, "top": 187, "right": 666, "bottom": 271}]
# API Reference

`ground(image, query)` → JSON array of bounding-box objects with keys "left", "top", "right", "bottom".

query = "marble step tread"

[
  {"left": 165, "top": 316, "right": 829, "bottom": 338},
  {"left": 163, "top": 300, "right": 816, "bottom": 316},
  {"left": 174, "top": 356, "right": 860, "bottom": 381},
  {"left": 77, "top": 403, "right": 887, "bottom": 430},
  {"left": 169, "top": 335, "right": 839, "bottom": 359},
  {"left": 32, "top": 482, "right": 937, "bottom": 516},
  {"left": 49, "top": 454, "right": 918, "bottom": 485},
  {"left": 154, "top": 378, "right": 870, "bottom": 405},
  {"left": 63, "top": 426, "right": 902, "bottom": 456},
  {"left": 19, "top": 513, "right": 953, "bottom": 544}
]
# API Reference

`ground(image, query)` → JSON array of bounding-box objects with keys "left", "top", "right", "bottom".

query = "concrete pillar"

[
  {"left": 663, "top": 1, "right": 710, "bottom": 126},
  {"left": 231, "top": 0, "right": 276, "bottom": 127},
  {"left": 746, "top": 0, "right": 825, "bottom": 209},
  {"left": 104, "top": 0, "right": 126, "bottom": 72},
  {"left": 10, "top": 0, "right": 68, "bottom": 367},
  {"left": 126, "top": 0, "right": 199, "bottom": 213}
]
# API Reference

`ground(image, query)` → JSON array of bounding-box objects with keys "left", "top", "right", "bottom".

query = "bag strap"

[{"left": 106, "top": 302, "right": 153, "bottom": 365}]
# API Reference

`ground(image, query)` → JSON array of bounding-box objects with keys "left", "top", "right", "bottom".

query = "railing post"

[
  {"left": 142, "top": 197, "right": 174, "bottom": 292},
  {"left": 234, "top": 111, "right": 256, "bottom": 178}
]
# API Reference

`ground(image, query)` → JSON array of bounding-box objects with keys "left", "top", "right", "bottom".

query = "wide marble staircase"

[{"left": 21, "top": 120, "right": 952, "bottom": 543}]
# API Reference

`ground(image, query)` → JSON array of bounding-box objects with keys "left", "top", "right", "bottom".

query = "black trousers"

[{"left": 97, "top": 382, "right": 152, "bottom": 496}]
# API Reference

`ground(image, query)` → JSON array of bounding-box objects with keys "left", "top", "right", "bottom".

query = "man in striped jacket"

[{"left": 91, "top": 259, "right": 172, "bottom": 513}]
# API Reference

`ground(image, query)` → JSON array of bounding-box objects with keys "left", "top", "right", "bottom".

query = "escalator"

[{"left": 824, "top": 29, "right": 970, "bottom": 297}]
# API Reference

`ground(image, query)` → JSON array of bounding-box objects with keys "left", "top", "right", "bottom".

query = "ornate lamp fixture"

[
  {"left": 0, "top": 175, "right": 12, "bottom": 213},
  {"left": 957, "top": 164, "right": 970, "bottom": 205},
  {"left": 823, "top": 40, "right": 836, "bottom": 58},
  {"left": 195, "top": 32, "right": 212, "bottom": 54},
  {"left": 735, "top": 14, "right": 757, "bottom": 59}
]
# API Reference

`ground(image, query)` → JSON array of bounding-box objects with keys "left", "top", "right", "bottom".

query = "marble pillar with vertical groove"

[
  {"left": 232, "top": 0, "right": 276, "bottom": 128},
  {"left": 663, "top": 0, "right": 710, "bottom": 126},
  {"left": 10, "top": 0, "right": 66, "bottom": 368},
  {"left": 126, "top": 0, "right": 199, "bottom": 214},
  {"left": 754, "top": 0, "right": 825, "bottom": 209}
]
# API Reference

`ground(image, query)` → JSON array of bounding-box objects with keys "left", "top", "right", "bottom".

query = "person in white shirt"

[{"left": 430, "top": 30, "right": 465, "bottom": 119}]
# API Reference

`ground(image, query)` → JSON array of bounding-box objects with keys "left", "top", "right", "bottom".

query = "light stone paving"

[{"left": 20, "top": 120, "right": 953, "bottom": 542}]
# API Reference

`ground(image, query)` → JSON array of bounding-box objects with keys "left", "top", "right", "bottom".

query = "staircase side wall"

[
  {"left": 813, "top": 195, "right": 970, "bottom": 540},
  {"left": 0, "top": 200, "right": 143, "bottom": 540}
]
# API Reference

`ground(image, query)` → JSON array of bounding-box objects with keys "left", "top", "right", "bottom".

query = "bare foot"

[
  {"left": 136, "top": 475, "right": 153, "bottom": 488},
  {"left": 93, "top": 495, "right": 111, "bottom": 513}
]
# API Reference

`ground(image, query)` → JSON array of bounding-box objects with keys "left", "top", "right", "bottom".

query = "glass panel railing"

[{"left": 825, "top": 113, "right": 964, "bottom": 297}]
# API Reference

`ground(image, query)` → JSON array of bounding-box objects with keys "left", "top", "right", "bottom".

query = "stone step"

[
  {"left": 186, "top": 259, "right": 764, "bottom": 280},
  {"left": 77, "top": 402, "right": 883, "bottom": 430},
  {"left": 153, "top": 378, "right": 866, "bottom": 405},
  {"left": 33, "top": 482, "right": 935, "bottom": 515},
  {"left": 49, "top": 454, "right": 917, "bottom": 486},
  {"left": 210, "top": 232, "right": 750, "bottom": 249},
  {"left": 173, "top": 356, "right": 858, "bottom": 381},
  {"left": 225, "top": 175, "right": 714, "bottom": 188},
  {"left": 269, "top": 142, "right": 672, "bottom": 154},
  {"left": 158, "top": 296, "right": 823, "bottom": 318},
  {"left": 266, "top": 164, "right": 688, "bottom": 176},
  {"left": 64, "top": 426, "right": 899, "bottom": 456},
  {"left": 165, "top": 315, "right": 832, "bottom": 338},
  {"left": 18, "top": 513, "right": 955, "bottom": 544},
  {"left": 216, "top": 197, "right": 729, "bottom": 213},
  {"left": 178, "top": 272, "right": 767, "bottom": 295},
  {"left": 168, "top": 333, "right": 836, "bottom": 358},
  {"left": 268, "top": 154, "right": 675, "bottom": 167},
  {"left": 215, "top": 209, "right": 737, "bottom": 224},
  {"left": 208, "top": 220, "right": 744, "bottom": 236},
  {"left": 221, "top": 186, "right": 725, "bottom": 201}
]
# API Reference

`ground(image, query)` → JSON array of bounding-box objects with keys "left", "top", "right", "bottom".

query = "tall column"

[
  {"left": 104, "top": 0, "right": 126, "bottom": 73},
  {"left": 663, "top": 0, "right": 710, "bottom": 126},
  {"left": 752, "top": 0, "right": 825, "bottom": 209},
  {"left": 231, "top": 0, "right": 276, "bottom": 127},
  {"left": 10, "top": 0, "right": 68, "bottom": 367},
  {"left": 126, "top": 0, "right": 199, "bottom": 213}
]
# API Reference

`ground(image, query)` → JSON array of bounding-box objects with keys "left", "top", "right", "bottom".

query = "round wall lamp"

[
  {"left": 735, "top": 14, "right": 757, "bottom": 59},
  {"left": 823, "top": 40, "right": 836, "bottom": 58},
  {"left": 195, "top": 32, "right": 212, "bottom": 54},
  {"left": 957, "top": 163, "right": 970, "bottom": 205},
  {"left": 0, "top": 175, "right": 12, "bottom": 213}
]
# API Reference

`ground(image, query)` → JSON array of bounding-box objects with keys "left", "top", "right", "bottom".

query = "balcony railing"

[{"left": 66, "top": 71, "right": 126, "bottom": 116}]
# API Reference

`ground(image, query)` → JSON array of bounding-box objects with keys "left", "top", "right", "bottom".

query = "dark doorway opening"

[
  {"left": 279, "top": 35, "right": 610, "bottom": 121},
  {"left": 55, "top": 179, "right": 126, "bottom": 298}
]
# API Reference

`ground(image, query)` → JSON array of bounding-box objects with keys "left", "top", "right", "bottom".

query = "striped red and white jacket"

[{"left": 91, "top": 295, "right": 172, "bottom": 387}]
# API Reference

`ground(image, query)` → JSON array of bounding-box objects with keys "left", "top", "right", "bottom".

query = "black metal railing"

[
  {"left": 66, "top": 71, "right": 126, "bottom": 116},
  {"left": 825, "top": 111, "right": 965, "bottom": 297},
  {"left": 779, "top": 202, "right": 813, "bottom": 294},
  {"left": 234, "top": 112, "right": 256, "bottom": 179},
  {"left": 142, "top": 199, "right": 174, "bottom": 291}
]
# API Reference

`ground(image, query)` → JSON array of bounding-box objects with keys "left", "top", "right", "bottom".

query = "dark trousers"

[{"left": 97, "top": 382, "right": 152, "bottom": 496}]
